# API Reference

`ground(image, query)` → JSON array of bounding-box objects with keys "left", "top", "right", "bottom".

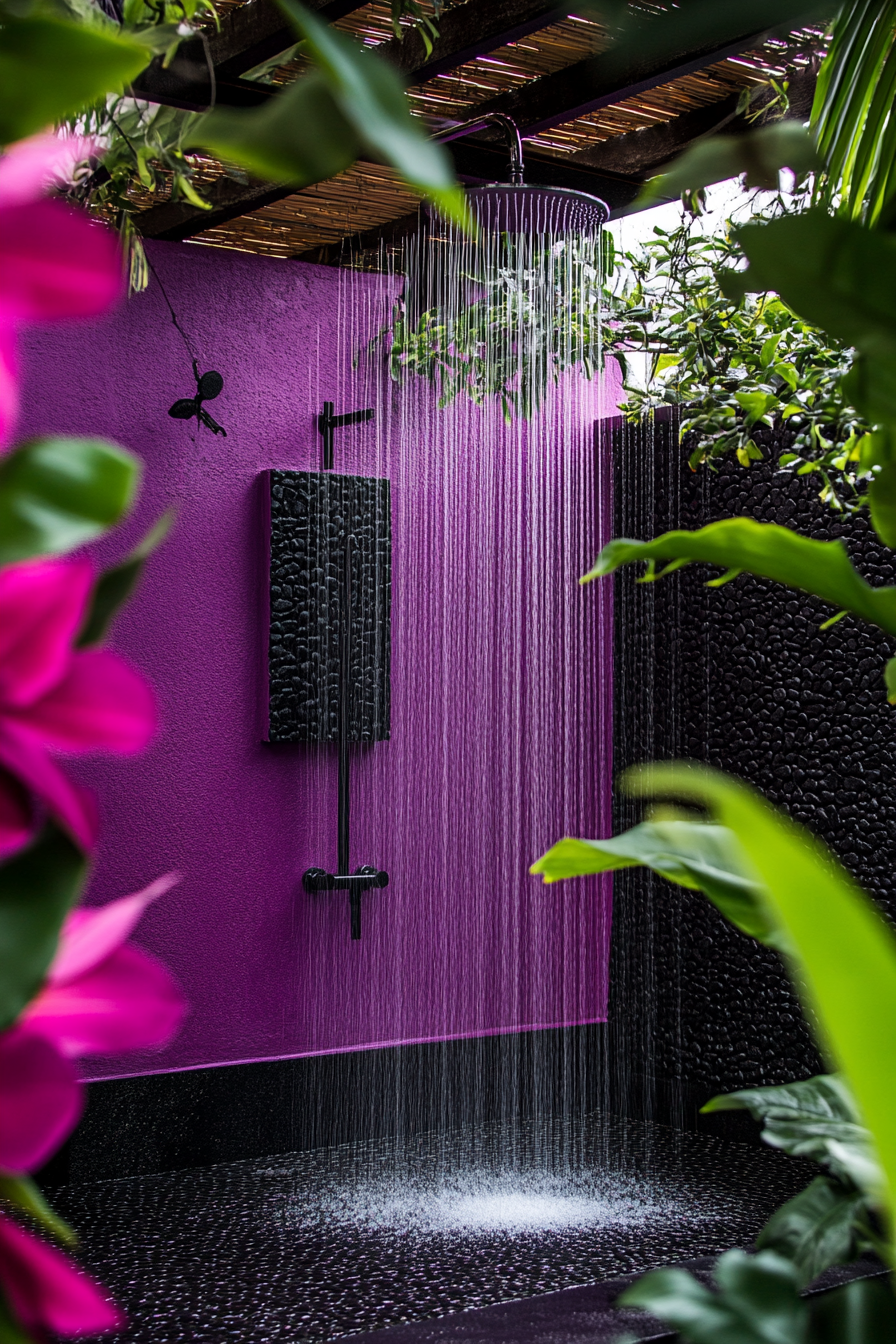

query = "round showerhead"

[{"left": 464, "top": 184, "right": 610, "bottom": 235}]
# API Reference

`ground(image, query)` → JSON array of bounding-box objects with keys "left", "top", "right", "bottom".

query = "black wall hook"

[
  {"left": 318, "top": 401, "right": 374, "bottom": 470},
  {"left": 169, "top": 362, "right": 227, "bottom": 436}
]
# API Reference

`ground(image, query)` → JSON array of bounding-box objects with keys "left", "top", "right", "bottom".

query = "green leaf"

[
  {"left": 530, "top": 818, "right": 781, "bottom": 949},
  {"left": 583, "top": 517, "right": 896, "bottom": 639},
  {"left": 0, "top": 825, "right": 88, "bottom": 1031},
  {"left": 760, "top": 334, "right": 781, "bottom": 369},
  {"left": 756, "top": 1176, "right": 866, "bottom": 1284},
  {"left": 0, "top": 1176, "right": 76, "bottom": 1247},
  {"left": 77, "top": 509, "right": 174, "bottom": 647},
  {"left": 639, "top": 123, "right": 818, "bottom": 208},
  {"left": 0, "top": 1295, "right": 37, "bottom": 1344},
  {"left": 197, "top": 71, "right": 359, "bottom": 190},
  {"left": 868, "top": 461, "right": 896, "bottom": 547},
  {"left": 841, "top": 351, "right": 896, "bottom": 426},
  {"left": 808, "top": 1274, "right": 896, "bottom": 1342},
  {"left": 811, "top": 0, "right": 896, "bottom": 229},
  {"left": 0, "top": 437, "right": 139, "bottom": 566},
  {"left": 703, "top": 1075, "right": 882, "bottom": 1195},
  {"left": 619, "top": 1249, "right": 806, "bottom": 1344},
  {"left": 200, "top": 0, "right": 465, "bottom": 224},
  {"left": 732, "top": 211, "right": 896, "bottom": 375},
  {"left": 0, "top": 15, "right": 148, "bottom": 146},
  {"left": 856, "top": 428, "right": 896, "bottom": 472},
  {"left": 885, "top": 655, "right": 896, "bottom": 704},
  {"left": 628, "top": 763, "right": 896, "bottom": 1225},
  {"left": 735, "top": 389, "right": 778, "bottom": 428}
]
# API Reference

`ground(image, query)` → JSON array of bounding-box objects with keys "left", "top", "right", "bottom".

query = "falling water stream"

[{"left": 53, "top": 211, "right": 813, "bottom": 1342}]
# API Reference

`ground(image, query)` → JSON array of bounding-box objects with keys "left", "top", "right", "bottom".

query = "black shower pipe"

[
  {"left": 435, "top": 113, "right": 525, "bottom": 186},
  {"left": 303, "top": 531, "right": 388, "bottom": 940}
]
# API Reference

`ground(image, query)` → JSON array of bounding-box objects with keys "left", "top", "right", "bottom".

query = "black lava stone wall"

[
  {"left": 609, "top": 411, "right": 896, "bottom": 1107},
  {"left": 265, "top": 470, "right": 391, "bottom": 743}
]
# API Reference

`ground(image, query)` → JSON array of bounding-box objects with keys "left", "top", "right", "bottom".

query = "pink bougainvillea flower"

[
  {"left": 0, "top": 132, "right": 123, "bottom": 447},
  {"left": 22, "top": 873, "right": 186, "bottom": 1058},
  {"left": 0, "top": 873, "right": 185, "bottom": 1174},
  {"left": 0, "top": 1211, "right": 124, "bottom": 1338},
  {"left": 0, "top": 1028, "right": 81, "bottom": 1176},
  {"left": 0, "top": 556, "right": 156, "bottom": 852}
]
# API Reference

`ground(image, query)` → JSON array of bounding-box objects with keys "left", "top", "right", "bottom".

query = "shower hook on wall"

[
  {"left": 303, "top": 531, "right": 388, "bottom": 939},
  {"left": 318, "top": 402, "right": 374, "bottom": 470}
]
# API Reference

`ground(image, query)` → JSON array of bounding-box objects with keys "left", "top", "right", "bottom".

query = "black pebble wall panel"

[
  {"left": 610, "top": 411, "right": 896, "bottom": 1106},
  {"left": 263, "top": 470, "right": 391, "bottom": 743}
]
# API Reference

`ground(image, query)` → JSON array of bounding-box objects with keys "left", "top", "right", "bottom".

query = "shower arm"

[{"left": 435, "top": 114, "right": 524, "bottom": 187}]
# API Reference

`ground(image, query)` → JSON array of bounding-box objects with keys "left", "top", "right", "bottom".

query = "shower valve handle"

[
  {"left": 303, "top": 866, "right": 388, "bottom": 942},
  {"left": 303, "top": 866, "right": 389, "bottom": 893}
]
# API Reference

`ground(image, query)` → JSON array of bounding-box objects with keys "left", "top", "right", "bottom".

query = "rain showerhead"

[
  {"left": 464, "top": 184, "right": 609, "bottom": 235},
  {"left": 433, "top": 114, "right": 609, "bottom": 236}
]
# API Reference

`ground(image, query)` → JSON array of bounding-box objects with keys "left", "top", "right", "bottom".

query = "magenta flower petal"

[
  {"left": 0, "top": 719, "right": 98, "bottom": 849},
  {"left": 0, "top": 558, "right": 94, "bottom": 708},
  {"left": 0, "top": 1028, "right": 81, "bottom": 1173},
  {"left": 0, "top": 769, "right": 32, "bottom": 859},
  {"left": 0, "top": 320, "right": 16, "bottom": 448},
  {"left": 23, "top": 944, "right": 187, "bottom": 1057},
  {"left": 14, "top": 648, "right": 157, "bottom": 753},
  {"left": 50, "top": 874, "right": 181, "bottom": 985},
  {"left": 0, "top": 1212, "right": 123, "bottom": 1337},
  {"left": 0, "top": 134, "right": 99, "bottom": 209},
  {"left": 0, "top": 198, "right": 123, "bottom": 324}
]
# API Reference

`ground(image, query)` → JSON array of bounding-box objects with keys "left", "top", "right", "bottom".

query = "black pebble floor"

[{"left": 53, "top": 1115, "right": 811, "bottom": 1343}]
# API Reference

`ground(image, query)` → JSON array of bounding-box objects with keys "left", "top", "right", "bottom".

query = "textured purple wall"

[{"left": 17, "top": 241, "right": 618, "bottom": 1079}]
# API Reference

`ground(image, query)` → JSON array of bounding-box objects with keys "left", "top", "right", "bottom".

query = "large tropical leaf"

[
  {"left": 198, "top": 72, "right": 358, "bottom": 190},
  {"left": 703, "top": 1074, "right": 882, "bottom": 1195},
  {"left": 639, "top": 123, "right": 818, "bottom": 208},
  {"left": 583, "top": 517, "right": 896, "bottom": 638},
  {"left": 625, "top": 763, "right": 896, "bottom": 1230},
  {"left": 720, "top": 211, "right": 896, "bottom": 439},
  {"left": 0, "top": 14, "right": 148, "bottom": 146},
  {"left": 0, "top": 437, "right": 139, "bottom": 566},
  {"left": 199, "top": 0, "right": 465, "bottom": 223},
  {"left": 756, "top": 1176, "right": 869, "bottom": 1283},
  {"left": 807, "top": 1275, "right": 896, "bottom": 1341},
  {"left": 619, "top": 1249, "right": 806, "bottom": 1344},
  {"left": 811, "top": 0, "right": 896, "bottom": 225},
  {"left": 620, "top": 1252, "right": 896, "bottom": 1344},
  {"left": 531, "top": 817, "right": 781, "bottom": 949},
  {"left": 723, "top": 211, "right": 896, "bottom": 363}
]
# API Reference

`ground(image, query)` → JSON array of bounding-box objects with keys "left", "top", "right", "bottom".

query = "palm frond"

[{"left": 812, "top": 0, "right": 896, "bottom": 223}]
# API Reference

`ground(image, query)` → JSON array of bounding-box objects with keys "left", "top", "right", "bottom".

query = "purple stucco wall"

[{"left": 17, "top": 241, "right": 618, "bottom": 1079}]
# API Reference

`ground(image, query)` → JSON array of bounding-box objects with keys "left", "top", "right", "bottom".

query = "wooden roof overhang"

[{"left": 126, "top": 0, "right": 829, "bottom": 262}]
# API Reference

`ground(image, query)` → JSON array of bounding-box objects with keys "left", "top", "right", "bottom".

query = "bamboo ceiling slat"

[
  {"left": 140, "top": 2, "right": 826, "bottom": 258},
  {"left": 190, "top": 162, "right": 420, "bottom": 258}
]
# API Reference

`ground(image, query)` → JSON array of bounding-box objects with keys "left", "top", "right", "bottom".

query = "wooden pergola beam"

[
  {"left": 570, "top": 66, "right": 817, "bottom": 178},
  {"left": 132, "top": 177, "right": 297, "bottom": 242},
  {"left": 379, "top": 0, "right": 572, "bottom": 84},
  {"left": 137, "top": 138, "right": 642, "bottom": 242}
]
